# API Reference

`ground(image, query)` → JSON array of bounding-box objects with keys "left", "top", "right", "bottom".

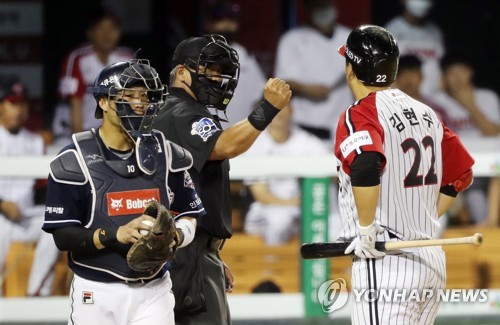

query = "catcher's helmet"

[
  {"left": 338, "top": 25, "right": 399, "bottom": 86},
  {"left": 88, "top": 58, "right": 166, "bottom": 134},
  {"left": 88, "top": 59, "right": 167, "bottom": 175},
  {"left": 173, "top": 34, "right": 240, "bottom": 111}
]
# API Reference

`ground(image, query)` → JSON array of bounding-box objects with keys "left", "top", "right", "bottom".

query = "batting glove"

[{"left": 345, "top": 221, "right": 386, "bottom": 259}]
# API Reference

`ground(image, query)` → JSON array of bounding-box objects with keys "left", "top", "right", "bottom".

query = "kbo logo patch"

[{"left": 106, "top": 188, "right": 160, "bottom": 216}]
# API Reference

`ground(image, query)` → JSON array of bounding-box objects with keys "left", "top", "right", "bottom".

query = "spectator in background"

[
  {"left": 432, "top": 54, "right": 500, "bottom": 138},
  {"left": 243, "top": 104, "right": 328, "bottom": 245},
  {"left": 0, "top": 80, "right": 58, "bottom": 296},
  {"left": 204, "top": 0, "right": 267, "bottom": 129},
  {"left": 385, "top": 0, "right": 444, "bottom": 96},
  {"left": 394, "top": 54, "right": 449, "bottom": 124},
  {"left": 51, "top": 8, "right": 133, "bottom": 148},
  {"left": 274, "top": 0, "right": 351, "bottom": 149},
  {"left": 431, "top": 53, "right": 500, "bottom": 225}
]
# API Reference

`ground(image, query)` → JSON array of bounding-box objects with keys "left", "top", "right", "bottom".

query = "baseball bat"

[{"left": 300, "top": 233, "right": 483, "bottom": 259}]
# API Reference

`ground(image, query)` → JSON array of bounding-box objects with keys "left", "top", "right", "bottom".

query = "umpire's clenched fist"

[{"left": 263, "top": 78, "right": 292, "bottom": 110}]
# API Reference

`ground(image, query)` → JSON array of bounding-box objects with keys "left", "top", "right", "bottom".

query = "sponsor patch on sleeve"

[
  {"left": 339, "top": 130, "right": 373, "bottom": 158},
  {"left": 190, "top": 117, "right": 219, "bottom": 142}
]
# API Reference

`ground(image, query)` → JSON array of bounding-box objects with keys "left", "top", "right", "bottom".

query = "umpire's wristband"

[
  {"left": 247, "top": 100, "right": 280, "bottom": 131},
  {"left": 98, "top": 226, "right": 119, "bottom": 248}
]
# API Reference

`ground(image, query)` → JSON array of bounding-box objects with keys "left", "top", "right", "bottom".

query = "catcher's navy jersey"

[
  {"left": 154, "top": 87, "right": 232, "bottom": 239},
  {"left": 43, "top": 129, "right": 205, "bottom": 282}
]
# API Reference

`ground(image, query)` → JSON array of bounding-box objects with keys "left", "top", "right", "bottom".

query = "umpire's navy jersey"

[
  {"left": 154, "top": 87, "right": 232, "bottom": 239},
  {"left": 43, "top": 129, "right": 205, "bottom": 282}
]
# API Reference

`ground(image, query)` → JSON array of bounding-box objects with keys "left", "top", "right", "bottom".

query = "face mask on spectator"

[
  {"left": 405, "top": 0, "right": 433, "bottom": 19},
  {"left": 311, "top": 5, "right": 337, "bottom": 29}
]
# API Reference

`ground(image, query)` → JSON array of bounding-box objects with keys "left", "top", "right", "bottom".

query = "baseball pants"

[
  {"left": 351, "top": 246, "right": 446, "bottom": 325},
  {"left": 69, "top": 273, "right": 175, "bottom": 325}
]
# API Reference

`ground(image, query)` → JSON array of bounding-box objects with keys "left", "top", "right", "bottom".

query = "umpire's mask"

[{"left": 174, "top": 34, "right": 240, "bottom": 111}]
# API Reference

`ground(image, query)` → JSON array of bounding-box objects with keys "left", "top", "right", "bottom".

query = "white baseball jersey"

[
  {"left": 334, "top": 89, "right": 474, "bottom": 241},
  {"left": 221, "top": 42, "right": 266, "bottom": 128},
  {"left": 57, "top": 44, "right": 133, "bottom": 130},
  {"left": 244, "top": 126, "right": 329, "bottom": 198},
  {"left": 0, "top": 126, "right": 44, "bottom": 207},
  {"left": 385, "top": 17, "right": 444, "bottom": 96},
  {"left": 0, "top": 126, "right": 57, "bottom": 297},
  {"left": 275, "top": 25, "right": 351, "bottom": 130},
  {"left": 243, "top": 126, "right": 329, "bottom": 245},
  {"left": 430, "top": 88, "right": 500, "bottom": 139}
]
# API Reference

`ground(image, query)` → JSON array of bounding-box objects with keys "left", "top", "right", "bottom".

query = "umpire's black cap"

[
  {"left": 172, "top": 36, "right": 212, "bottom": 69},
  {"left": 172, "top": 34, "right": 239, "bottom": 74}
]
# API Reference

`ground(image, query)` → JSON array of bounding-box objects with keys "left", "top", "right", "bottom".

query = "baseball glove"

[{"left": 127, "top": 200, "right": 179, "bottom": 273}]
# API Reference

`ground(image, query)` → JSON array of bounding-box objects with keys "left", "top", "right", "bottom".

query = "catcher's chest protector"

[{"left": 69, "top": 130, "right": 171, "bottom": 279}]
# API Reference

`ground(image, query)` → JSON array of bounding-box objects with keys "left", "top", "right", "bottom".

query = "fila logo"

[
  {"left": 345, "top": 47, "right": 362, "bottom": 64},
  {"left": 82, "top": 291, "right": 94, "bottom": 304},
  {"left": 106, "top": 189, "right": 160, "bottom": 216}
]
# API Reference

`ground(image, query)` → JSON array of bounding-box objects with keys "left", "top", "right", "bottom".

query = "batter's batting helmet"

[{"left": 338, "top": 25, "right": 399, "bottom": 86}]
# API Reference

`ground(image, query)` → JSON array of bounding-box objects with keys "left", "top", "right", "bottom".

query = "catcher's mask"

[
  {"left": 173, "top": 34, "right": 240, "bottom": 111},
  {"left": 88, "top": 59, "right": 167, "bottom": 175}
]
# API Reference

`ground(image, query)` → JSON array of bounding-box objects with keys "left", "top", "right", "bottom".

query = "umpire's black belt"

[{"left": 198, "top": 234, "right": 226, "bottom": 252}]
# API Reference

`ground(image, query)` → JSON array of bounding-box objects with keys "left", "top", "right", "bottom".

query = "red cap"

[{"left": 0, "top": 81, "right": 28, "bottom": 103}]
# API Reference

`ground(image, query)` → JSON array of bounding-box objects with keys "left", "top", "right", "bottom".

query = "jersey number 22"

[{"left": 401, "top": 136, "right": 438, "bottom": 187}]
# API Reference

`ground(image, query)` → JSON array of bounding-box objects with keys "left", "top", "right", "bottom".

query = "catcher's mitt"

[{"left": 127, "top": 200, "right": 179, "bottom": 273}]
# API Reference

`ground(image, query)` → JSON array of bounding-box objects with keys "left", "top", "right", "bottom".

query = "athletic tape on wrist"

[
  {"left": 175, "top": 218, "right": 195, "bottom": 248},
  {"left": 247, "top": 100, "right": 280, "bottom": 131}
]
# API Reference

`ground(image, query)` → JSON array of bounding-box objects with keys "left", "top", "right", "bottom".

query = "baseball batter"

[
  {"left": 42, "top": 59, "right": 204, "bottom": 324},
  {"left": 334, "top": 25, "right": 475, "bottom": 324}
]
